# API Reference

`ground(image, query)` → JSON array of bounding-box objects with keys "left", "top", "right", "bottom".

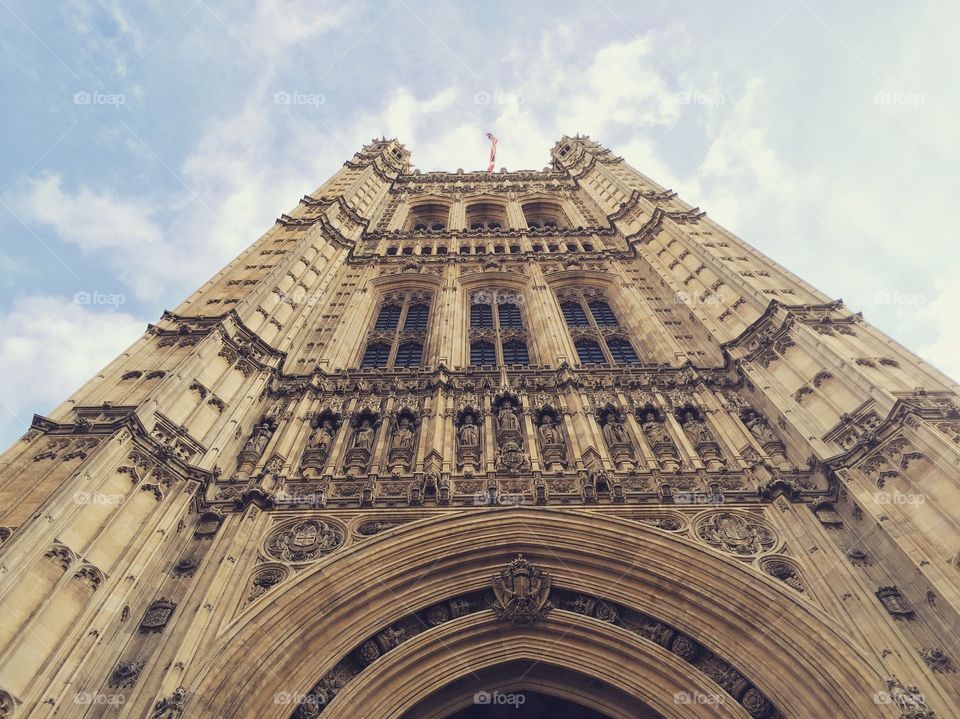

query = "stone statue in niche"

[
  {"left": 598, "top": 408, "right": 635, "bottom": 471},
  {"left": 300, "top": 413, "right": 341, "bottom": 479},
  {"left": 639, "top": 408, "right": 681, "bottom": 472},
  {"left": 343, "top": 413, "right": 379, "bottom": 476},
  {"left": 679, "top": 408, "right": 726, "bottom": 471},
  {"left": 498, "top": 399, "right": 520, "bottom": 433},
  {"left": 456, "top": 410, "right": 482, "bottom": 473},
  {"left": 353, "top": 420, "right": 375, "bottom": 450},
  {"left": 537, "top": 412, "right": 567, "bottom": 472},
  {"left": 741, "top": 408, "right": 791, "bottom": 469},
  {"left": 237, "top": 417, "right": 276, "bottom": 478},
  {"left": 388, "top": 413, "right": 417, "bottom": 473}
]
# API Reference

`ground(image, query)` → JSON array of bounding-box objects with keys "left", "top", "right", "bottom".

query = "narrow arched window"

[
  {"left": 470, "top": 341, "right": 496, "bottom": 365},
  {"left": 374, "top": 305, "right": 402, "bottom": 331},
  {"left": 502, "top": 340, "right": 529, "bottom": 365},
  {"left": 403, "top": 304, "right": 430, "bottom": 331},
  {"left": 575, "top": 339, "right": 605, "bottom": 364},
  {"left": 497, "top": 301, "right": 523, "bottom": 328},
  {"left": 394, "top": 342, "right": 423, "bottom": 367},
  {"left": 361, "top": 342, "right": 391, "bottom": 367},
  {"left": 561, "top": 301, "right": 588, "bottom": 326},
  {"left": 470, "top": 302, "right": 494, "bottom": 328},
  {"left": 588, "top": 300, "right": 619, "bottom": 326},
  {"left": 607, "top": 338, "right": 638, "bottom": 364}
]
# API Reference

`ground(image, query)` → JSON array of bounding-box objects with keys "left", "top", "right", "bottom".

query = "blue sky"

[{"left": 1, "top": 0, "right": 958, "bottom": 449}]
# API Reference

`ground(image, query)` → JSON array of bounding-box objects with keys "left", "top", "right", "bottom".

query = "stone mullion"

[
  {"left": 520, "top": 394, "right": 542, "bottom": 473},
  {"left": 369, "top": 396, "right": 395, "bottom": 477},
  {"left": 482, "top": 397, "right": 495, "bottom": 476}
]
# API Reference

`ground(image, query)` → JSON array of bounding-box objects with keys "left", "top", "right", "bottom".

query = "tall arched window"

[
  {"left": 558, "top": 288, "right": 640, "bottom": 366},
  {"left": 470, "top": 341, "right": 496, "bottom": 366},
  {"left": 359, "top": 291, "right": 433, "bottom": 369},
  {"left": 606, "top": 337, "right": 639, "bottom": 364},
  {"left": 406, "top": 202, "right": 449, "bottom": 231},
  {"left": 574, "top": 339, "right": 605, "bottom": 364},
  {"left": 361, "top": 342, "right": 391, "bottom": 367},
  {"left": 467, "top": 290, "right": 531, "bottom": 366}
]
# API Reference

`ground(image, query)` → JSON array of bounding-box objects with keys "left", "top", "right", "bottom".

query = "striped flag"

[{"left": 485, "top": 133, "right": 498, "bottom": 172}]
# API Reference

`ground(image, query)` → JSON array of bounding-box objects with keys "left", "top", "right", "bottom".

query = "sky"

[{"left": 0, "top": 0, "right": 958, "bottom": 450}]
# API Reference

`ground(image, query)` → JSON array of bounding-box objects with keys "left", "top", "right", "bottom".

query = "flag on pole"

[{"left": 485, "top": 133, "right": 498, "bottom": 172}]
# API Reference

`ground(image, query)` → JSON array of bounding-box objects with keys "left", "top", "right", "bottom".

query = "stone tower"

[{"left": 0, "top": 136, "right": 957, "bottom": 718}]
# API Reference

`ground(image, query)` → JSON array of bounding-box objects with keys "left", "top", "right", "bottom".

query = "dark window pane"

[
  {"left": 588, "top": 300, "right": 619, "bottom": 326},
  {"left": 403, "top": 304, "right": 430, "bottom": 331},
  {"left": 470, "top": 341, "right": 496, "bottom": 366},
  {"left": 394, "top": 342, "right": 423, "bottom": 367},
  {"left": 497, "top": 301, "right": 523, "bottom": 328},
  {"left": 374, "top": 305, "right": 401, "bottom": 331},
  {"left": 561, "top": 301, "right": 589, "bottom": 326},
  {"left": 575, "top": 339, "right": 605, "bottom": 364},
  {"left": 502, "top": 340, "right": 529, "bottom": 365},
  {"left": 361, "top": 342, "right": 390, "bottom": 367},
  {"left": 607, "top": 338, "right": 638, "bottom": 364},
  {"left": 470, "top": 303, "right": 493, "bottom": 328}
]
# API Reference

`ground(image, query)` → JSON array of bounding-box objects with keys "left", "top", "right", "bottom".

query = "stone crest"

[{"left": 491, "top": 554, "right": 552, "bottom": 624}]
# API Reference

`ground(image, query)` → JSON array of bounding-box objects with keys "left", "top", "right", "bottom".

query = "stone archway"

[{"left": 186, "top": 508, "right": 898, "bottom": 718}]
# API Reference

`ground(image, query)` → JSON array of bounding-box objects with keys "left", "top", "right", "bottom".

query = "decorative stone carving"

[
  {"left": 598, "top": 407, "right": 635, "bottom": 471},
  {"left": 265, "top": 519, "right": 345, "bottom": 563},
  {"left": 248, "top": 565, "right": 289, "bottom": 602},
  {"left": 300, "top": 411, "right": 340, "bottom": 478},
  {"left": 194, "top": 509, "right": 224, "bottom": 538},
  {"left": 344, "top": 411, "right": 379, "bottom": 476},
  {"left": 455, "top": 409, "right": 481, "bottom": 473},
  {"left": 638, "top": 407, "right": 680, "bottom": 471},
  {"left": 491, "top": 554, "right": 552, "bottom": 624},
  {"left": 152, "top": 686, "right": 187, "bottom": 719},
  {"left": 494, "top": 396, "right": 527, "bottom": 473},
  {"left": 759, "top": 557, "right": 804, "bottom": 593},
  {"left": 535, "top": 409, "right": 567, "bottom": 472},
  {"left": 920, "top": 647, "right": 955, "bottom": 673},
  {"left": 140, "top": 598, "right": 176, "bottom": 633},
  {"left": 238, "top": 416, "right": 276, "bottom": 473},
  {"left": 876, "top": 586, "right": 915, "bottom": 620},
  {"left": 884, "top": 677, "right": 935, "bottom": 718},
  {"left": 678, "top": 407, "right": 725, "bottom": 471},
  {"left": 109, "top": 660, "right": 144, "bottom": 688},
  {"left": 695, "top": 511, "right": 778, "bottom": 557},
  {"left": 387, "top": 410, "right": 417, "bottom": 473}
]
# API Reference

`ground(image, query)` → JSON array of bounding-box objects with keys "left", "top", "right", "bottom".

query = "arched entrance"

[{"left": 186, "top": 508, "right": 898, "bottom": 718}]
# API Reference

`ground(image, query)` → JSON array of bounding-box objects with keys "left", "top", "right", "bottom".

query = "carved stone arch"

[{"left": 186, "top": 509, "right": 898, "bottom": 718}]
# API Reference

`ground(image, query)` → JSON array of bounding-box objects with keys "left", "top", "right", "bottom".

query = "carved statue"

[
  {"left": 603, "top": 419, "right": 629, "bottom": 445},
  {"left": 498, "top": 400, "right": 519, "bottom": 432},
  {"left": 680, "top": 411, "right": 715, "bottom": 444},
  {"left": 538, "top": 416, "right": 562, "bottom": 446},
  {"left": 392, "top": 417, "right": 414, "bottom": 450},
  {"left": 309, "top": 418, "right": 335, "bottom": 455},
  {"left": 353, "top": 420, "right": 374, "bottom": 450},
  {"left": 746, "top": 415, "right": 777, "bottom": 444},
  {"left": 458, "top": 413, "right": 479, "bottom": 447},
  {"left": 243, "top": 420, "right": 273, "bottom": 456},
  {"left": 641, "top": 415, "right": 669, "bottom": 444}
]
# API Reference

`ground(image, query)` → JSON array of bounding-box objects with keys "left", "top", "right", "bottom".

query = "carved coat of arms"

[{"left": 491, "top": 554, "right": 552, "bottom": 624}]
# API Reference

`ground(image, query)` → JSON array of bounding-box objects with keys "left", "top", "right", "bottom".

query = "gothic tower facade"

[{"left": 0, "top": 136, "right": 957, "bottom": 718}]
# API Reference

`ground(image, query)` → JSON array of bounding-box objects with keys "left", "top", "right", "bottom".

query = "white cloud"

[
  {"left": 917, "top": 280, "right": 960, "bottom": 384},
  {"left": 0, "top": 296, "right": 145, "bottom": 438}
]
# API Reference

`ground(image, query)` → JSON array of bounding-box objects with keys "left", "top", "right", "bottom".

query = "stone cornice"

[{"left": 361, "top": 225, "right": 615, "bottom": 242}]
